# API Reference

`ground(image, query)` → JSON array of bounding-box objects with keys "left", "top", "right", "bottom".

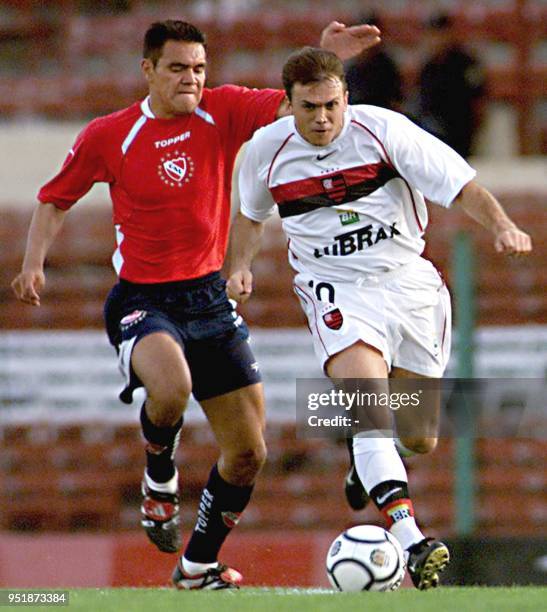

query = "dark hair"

[
  {"left": 282, "top": 47, "right": 346, "bottom": 100},
  {"left": 143, "top": 20, "right": 206, "bottom": 65}
]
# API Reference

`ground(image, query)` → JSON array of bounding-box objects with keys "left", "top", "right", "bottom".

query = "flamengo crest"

[
  {"left": 322, "top": 174, "right": 347, "bottom": 203},
  {"left": 323, "top": 308, "right": 343, "bottom": 330}
]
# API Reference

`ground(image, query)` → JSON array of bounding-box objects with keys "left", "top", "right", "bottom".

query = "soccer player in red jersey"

[{"left": 11, "top": 19, "right": 381, "bottom": 590}]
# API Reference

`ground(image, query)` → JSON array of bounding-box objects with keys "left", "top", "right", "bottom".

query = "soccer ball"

[{"left": 326, "top": 525, "right": 405, "bottom": 592}]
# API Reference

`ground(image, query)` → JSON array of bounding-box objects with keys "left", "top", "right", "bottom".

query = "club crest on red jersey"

[
  {"left": 322, "top": 174, "right": 347, "bottom": 203},
  {"left": 158, "top": 151, "right": 194, "bottom": 188},
  {"left": 323, "top": 308, "right": 343, "bottom": 330}
]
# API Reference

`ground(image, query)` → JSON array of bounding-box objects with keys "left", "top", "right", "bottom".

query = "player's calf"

[
  {"left": 183, "top": 463, "right": 254, "bottom": 563},
  {"left": 171, "top": 463, "right": 252, "bottom": 589},
  {"left": 139, "top": 404, "right": 183, "bottom": 552}
]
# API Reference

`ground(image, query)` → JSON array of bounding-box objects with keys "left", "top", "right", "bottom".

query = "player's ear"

[
  {"left": 141, "top": 58, "right": 154, "bottom": 83},
  {"left": 276, "top": 96, "right": 292, "bottom": 119},
  {"left": 287, "top": 91, "right": 294, "bottom": 112}
]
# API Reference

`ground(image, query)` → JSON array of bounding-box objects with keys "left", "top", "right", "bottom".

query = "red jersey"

[{"left": 38, "top": 85, "right": 284, "bottom": 282}]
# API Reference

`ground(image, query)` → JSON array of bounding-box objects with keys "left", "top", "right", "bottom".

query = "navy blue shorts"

[{"left": 103, "top": 271, "right": 261, "bottom": 403}]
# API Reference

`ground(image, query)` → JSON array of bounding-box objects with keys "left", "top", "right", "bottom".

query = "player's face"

[
  {"left": 290, "top": 78, "right": 348, "bottom": 147},
  {"left": 142, "top": 40, "right": 206, "bottom": 118}
]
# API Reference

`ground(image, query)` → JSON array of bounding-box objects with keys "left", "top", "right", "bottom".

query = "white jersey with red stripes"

[{"left": 239, "top": 105, "right": 476, "bottom": 282}]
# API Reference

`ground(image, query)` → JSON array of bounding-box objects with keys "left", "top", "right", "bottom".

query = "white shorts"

[{"left": 293, "top": 257, "right": 451, "bottom": 378}]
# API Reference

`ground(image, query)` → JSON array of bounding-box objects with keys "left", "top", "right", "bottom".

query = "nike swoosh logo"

[
  {"left": 376, "top": 487, "right": 402, "bottom": 505},
  {"left": 316, "top": 151, "right": 335, "bottom": 161}
]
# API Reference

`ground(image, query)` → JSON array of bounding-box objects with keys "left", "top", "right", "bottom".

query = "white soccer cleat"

[{"left": 172, "top": 560, "right": 243, "bottom": 590}]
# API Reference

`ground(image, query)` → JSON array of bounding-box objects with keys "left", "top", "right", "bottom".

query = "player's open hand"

[
  {"left": 11, "top": 269, "right": 45, "bottom": 306},
  {"left": 320, "top": 21, "right": 381, "bottom": 61},
  {"left": 227, "top": 270, "right": 254, "bottom": 304},
  {"left": 494, "top": 228, "right": 532, "bottom": 256}
]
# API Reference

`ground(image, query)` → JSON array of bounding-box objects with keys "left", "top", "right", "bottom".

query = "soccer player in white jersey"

[{"left": 227, "top": 47, "right": 532, "bottom": 590}]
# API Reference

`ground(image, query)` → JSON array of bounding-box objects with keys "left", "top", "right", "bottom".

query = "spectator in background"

[
  {"left": 345, "top": 14, "right": 404, "bottom": 112},
  {"left": 416, "top": 13, "right": 486, "bottom": 158}
]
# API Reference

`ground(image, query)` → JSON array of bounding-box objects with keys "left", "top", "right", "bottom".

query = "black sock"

[
  {"left": 184, "top": 464, "right": 253, "bottom": 563},
  {"left": 369, "top": 480, "right": 409, "bottom": 511},
  {"left": 140, "top": 403, "right": 183, "bottom": 483}
]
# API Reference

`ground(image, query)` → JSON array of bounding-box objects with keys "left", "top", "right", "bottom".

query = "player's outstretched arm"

[
  {"left": 454, "top": 180, "right": 532, "bottom": 256},
  {"left": 320, "top": 21, "right": 381, "bottom": 61},
  {"left": 226, "top": 212, "right": 266, "bottom": 304},
  {"left": 11, "top": 203, "right": 68, "bottom": 306}
]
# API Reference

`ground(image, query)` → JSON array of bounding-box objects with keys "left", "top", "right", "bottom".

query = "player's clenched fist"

[
  {"left": 494, "top": 228, "right": 532, "bottom": 256},
  {"left": 11, "top": 269, "right": 45, "bottom": 306},
  {"left": 227, "top": 270, "right": 253, "bottom": 304}
]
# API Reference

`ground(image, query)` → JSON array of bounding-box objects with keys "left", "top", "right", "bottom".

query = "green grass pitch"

[{"left": 25, "top": 586, "right": 546, "bottom": 611}]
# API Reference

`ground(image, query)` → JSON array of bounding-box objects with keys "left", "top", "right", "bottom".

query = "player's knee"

[
  {"left": 237, "top": 443, "right": 267, "bottom": 476},
  {"left": 146, "top": 381, "right": 191, "bottom": 426},
  {"left": 400, "top": 436, "right": 437, "bottom": 454},
  {"left": 224, "top": 442, "right": 267, "bottom": 485}
]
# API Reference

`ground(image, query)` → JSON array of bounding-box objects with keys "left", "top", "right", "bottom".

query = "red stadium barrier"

[{"left": 0, "top": 530, "right": 344, "bottom": 588}]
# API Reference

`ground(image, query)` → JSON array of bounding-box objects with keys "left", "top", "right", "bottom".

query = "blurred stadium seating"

[
  {"left": 1, "top": 422, "right": 545, "bottom": 538},
  {"left": 0, "top": 0, "right": 545, "bottom": 153}
]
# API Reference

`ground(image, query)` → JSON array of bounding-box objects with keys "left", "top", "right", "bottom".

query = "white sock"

[
  {"left": 389, "top": 516, "right": 425, "bottom": 550},
  {"left": 145, "top": 469, "right": 179, "bottom": 494},
  {"left": 182, "top": 556, "right": 218, "bottom": 576},
  {"left": 352, "top": 434, "right": 407, "bottom": 492},
  {"left": 352, "top": 434, "right": 425, "bottom": 550}
]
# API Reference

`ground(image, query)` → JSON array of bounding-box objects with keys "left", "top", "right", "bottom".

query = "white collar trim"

[{"left": 140, "top": 96, "right": 155, "bottom": 118}]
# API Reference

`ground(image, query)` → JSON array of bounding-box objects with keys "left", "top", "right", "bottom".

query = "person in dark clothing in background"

[
  {"left": 345, "top": 14, "right": 404, "bottom": 112},
  {"left": 417, "top": 13, "right": 486, "bottom": 158}
]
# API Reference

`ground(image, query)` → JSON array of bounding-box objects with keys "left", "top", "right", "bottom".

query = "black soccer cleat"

[
  {"left": 344, "top": 463, "right": 370, "bottom": 511},
  {"left": 172, "top": 560, "right": 243, "bottom": 590},
  {"left": 141, "top": 480, "right": 181, "bottom": 553},
  {"left": 407, "top": 538, "right": 450, "bottom": 590}
]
